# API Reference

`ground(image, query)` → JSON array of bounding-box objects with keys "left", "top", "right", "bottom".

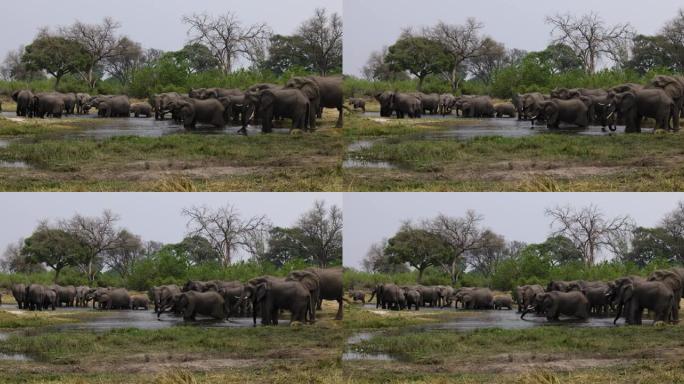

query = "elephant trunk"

[
  {"left": 520, "top": 305, "right": 535, "bottom": 320},
  {"left": 613, "top": 303, "right": 623, "bottom": 325},
  {"left": 252, "top": 297, "right": 258, "bottom": 326}
]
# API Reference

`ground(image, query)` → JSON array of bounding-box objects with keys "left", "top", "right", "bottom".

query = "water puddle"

[
  {"left": 0, "top": 140, "right": 9, "bottom": 148},
  {"left": 342, "top": 159, "right": 395, "bottom": 169},
  {"left": 423, "top": 310, "right": 620, "bottom": 331},
  {"left": 347, "top": 140, "right": 375, "bottom": 152},
  {"left": 343, "top": 331, "right": 395, "bottom": 361},
  {"left": 0, "top": 353, "right": 31, "bottom": 361},
  {"left": 0, "top": 160, "right": 29, "bottom": 169}
]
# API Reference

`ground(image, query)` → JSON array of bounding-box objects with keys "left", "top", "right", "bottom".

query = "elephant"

[
  {"left": 11, "top": 283, "right": 27, "bottom": 309},
  {"left": 86, "top": 95, "right": 131, "bottom": 118},
  {"left": 91, "top": 288, "right": 131, "bottom": 310},
  {"left": 535, "top": 99, "right": 589, "bottom": 128},
  {"left": 168, "top": 98, "right": 229, "bottom": 130},
  {"left": 11, "top": 89, "right": 34, "bottom": 117},
  {"left": 439, "top": 94, "right": 456, "bottom": 115},
  {"left": 287, "top": 270, "right": 321, "bottom": 321},
  {"left": 152, "top": 92, "right": 183, "bottom": 120},
  {"left": 517, "top": 284, "right": 545, "bottom": 313},
  {"left": 245, "top": 88, "right": 310, "bottom": 133},
  {"left": 217, "top": 285, "right": 248, "bottom": 317},
  {"left": 49, "top": 285, "right": 76, "bottom": 307},
  {"left": 190, "top": 88, "right": 243, "bottom": 100},
  {"left": 43, "top": 288, "right": 58, "bottom": 311},
  {"left": 130, "top": 102, "right": 153, "bottom": 118},
  {"left": 517, "top": 92, "right": 546, "bottom": 122},
  {"left": 613, "top": 89, "right": 675, "bottom": 133},
  {"left": 305, "top": 267, "right": 343, "bottom": 320},
  {"left": 374, "top": 91, "right": 395, "bottom": 117},
  {"left": 175, "top": 291, "right": 228, "bottom": 321},
  {"left": 415, "top": 285, "right": 439, "bottom": 307},
  {"left": 546, "top": 280, "right": 578, "bottom": 292},
  {"left": 455, "top": 288, "right": 494, "bottom": 309},
  {"left": 494, "top": 103, "right": 517, "bottom": 118},
  {"left": 25, "top": 284, "right": 47, "bottom": 311},
  {"left": 610, "top": 277, "right": 673, "bottom": 325},
  {"left": 389, "top": 92, "right": 422, "bottom": 118},
  {"left": 217, "top": 94, "right": 249, "bottom": 126},
  {"left": 286, "top": 76, "right": 344, "bottom": 128},
  {"left": 348, "top": 290, "right": 366, "bottom": 304},
  {"left": 436, "top": 285, "right": 455, "bottom": 308},
  {"left": 369, "top": 283, "right": 404, "bottom": 310},
  {"left": 647, "top": 269, "right": 683, "bottom": 323},
  {"left": 521, "top": 291, "right": 589, "bottom": 321},
  {"left": 76, "top": 93, "right": 91, "bottom": 114},
  {"left": 348, "top": 98, "right": 366, "bottom": 112},
  {"left": 493, "top": 295, "right": 513, "bottom": 310},
  {"left": 413, "top": 92, "right": 440, "bottom": 115},
  {"left": 130, "top": 295, "right": 150, "bottom": 310},
  {"left": 75, "top": 286, "right": 90, "bottom": 307},
  {"left": 253, "top": 280, "right": 312, "bottom": 325},
  {"left": 33, "top": 93, "right": 65, "bottom": 118},
  {"left": 402, "top": 287, "right": 421, "bottom": 310},
  {"left": 243, "top": 276, "right": 286, "bottom": 324},
  {"left": 182, "top": 280, "right": 219, "bottom": 292},
  {"left": 56, "top": 93, "right": 76, "bottom": 115},
  {"left": 462, "top": 96, "right": 495, "bottom": 118},
  {"left": 648, "top": 75, "right": 684, "bottom": 131},
  {"left": 153, "top": 284, "right": 182, "bottom": 316}
]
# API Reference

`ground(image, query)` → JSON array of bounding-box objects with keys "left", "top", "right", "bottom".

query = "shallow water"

[
  {"left": 0, "top": 160, "right": 30, "bottom": 169},
  {"left": 0, "top": 353, "right": 31, "bottom": 361},
  {"left": 342, "top": 159, "right": 395, "bottom": 169},
  {"left": 343, "top": 331, "right": 395, "bottom": 361}
]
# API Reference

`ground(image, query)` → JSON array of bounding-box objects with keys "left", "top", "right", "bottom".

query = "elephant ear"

[{"left": 255, "top": 283, "right": 269, "bottom": 303}]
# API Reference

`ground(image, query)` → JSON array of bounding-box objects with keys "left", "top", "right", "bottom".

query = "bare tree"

[
  {"left": 243, "top": 223, "right": 272, "bottom": 263},
  {"left": 104, "top": 37, "right": 144, "bottom": 85},
  {"left": 424, "top": 18, "right": 488, "bottom": 91},
  {"left": 60, "top": 17, "right": 124, "bottom": 89},
  {"left": 546, "top": 205, "right": 634, "bottom": 266},
  {"left": 545, "top": 12, "right": 634, "bottom": 73},
  {"left": 428, "top": 210, "right": 488, "bottom": 284},
  {"left": 102, "top": 229, "right": 144, "bottom": 278},
  {"left": 661, "top": 201, "right": 684, "bottom": 238},
  {"left": 0, "top": 239, "right": 45, "bottom": 274},
  {"left": 296, "top": 8, "right": 343, "bottom": 75},
  {"left": 182, "top": 204, "right": 268, "bottom": 266},
  {"left": 60, "top": 210, "right": 121, "bottom": 282},
  {"left": 0, "top": 46, "right": 44, "bottom": 81},
  {"left": 182, "top": 12, "right": 271, "bottom": 74},
  {"left": 465, "top": 230, "right": 508, "bottom": 277},
  {"left": 361, "top": 239, "right": 410, "bottom": 274},
  {"left": 468, "top": 37, "right": 507, "bottom": 83}
]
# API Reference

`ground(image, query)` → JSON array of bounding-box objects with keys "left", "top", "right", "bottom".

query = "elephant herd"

[
  {"left": 151, "top": 76, "right": 344, "bottom": 134},
  {"left": 9, "top": 283, "right": 149, "bottom": 311},
  {"left": 153, "top": 267, "right": 343, "bottom": 325},
  {"left": 517, "top": 267, "right": 684, "bottom": 325},
  {"left": 4, "top": 268, "right": 342, "bottom": 327},
  {"left": 366, "top": 75, "right": 684, "bottom": 133},
  {"left": 360, "top": 284, "right": 512, "bottom": 311},
  {"left": 7, "top": 76, "right": 344, "bottom": 134}
]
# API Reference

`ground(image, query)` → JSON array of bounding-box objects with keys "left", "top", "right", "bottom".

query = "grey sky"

[
  {"left": 0, "top": 192, "right": 342, "bottom": 263},
  {"left": 343, "top": 0, "right": 682, "bottom": 76},
  {"left": 343, "top": 193, "right": 684, "bottom": 269},
  {"left": 1, "top": 0, "right": 342, "bottom": 64}
]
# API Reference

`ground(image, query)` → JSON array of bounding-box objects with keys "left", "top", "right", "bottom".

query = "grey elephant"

[
  {"left": 152, "top": 284, "right": 182, "bottom": 315},
  {"left": 348, "top": 98, "right": 366, "bottom": 112},
  {"left": 647, "top": 269, "right": 683, "bottom": 323},
  {"left": 648, "top": 75, "right": 684, "bottom": 130},
  {"left": 517, "top": 92, "right": 546, "bottom": 122},
  {"left": 174, "top": 291, "right": 228, "bottom": 321},
  {"left": 455, "top": 287, "right": 494, "bottom": 309},
  {"left": 287, "top": 76, "right": 344, "bottom": 128},
  {"left": 402, "top": 287, "right": 421, "bottom": 310},
  {"left": 33, "top": 93, "right": 65, "bottom": 118},
  {"left": 413, "top": 92, "right": 439, "bottom": 115},
  {"left": 130, "top": 102, "right": 153, "bottom": 118},
  {"left": 494, "top": 103, "right": 516, "bottom": 118},
  {"left": 92, "top": 288, "right": 131, "bottom": 310},
  {"left": 56, "top": 93, "right": 76, "bottom": 115},
  {"left": 11, "top": 283, "right": 27, "bottom": 309},
  {"left": 76, "top": 93, "right": 91, "bottom": 114},
  {"left": 610, "top": 276, "right": 673, "bottom": 325},
  {"left": 152, "top": 92, "right": 183, "bottom": 120},
  {"left": 415, "top": 285, "right": 439, "bottom": 307},
  {"left": 287, "top": 270, "right": 321, "bottom": 321},
  {"left": 182, "top": 280, "right": 218, "bottom": 292},
  {"left": 245, "top": 88, "right": 310, "bottom": 133},
  {"left": 25, "top": 284, "right": 46, "bottom": 311},
  {"left": 11, "top": 89, "right": 34, "bottom": 117},
  {"left": 305, "top": 267, "right": 343, "bottom": 320},
  {"left": 75, "top": 286, "right": 90, "bottom": 307},
  {"left": 130, "top": 295, "right": 150, "bottom": 310},
  {"left": 348, "top": 290, "right": 366, "bottom": 304},
  {"left": 369, "top": 283, "right": 404, "bottom": 310},
  {"left": 521, "top": 291, "right": 589, "bottom": 321},
  {"left": 566, "top": 281, "right": 613, "bottom": 315},
  {"left": 49, "top": 284, "right": 76, "bottom": 307},
  {"left": 374, "top": 91, "right": 394, "bottom": 117},
  {"left": 43, "top": 288, "right": 58, "bottom": 311},
  {"left": 436, "top": 285, "right": 455, "bottom": 308},
  {"left": 253, "top": 280, "right": 312, "bottom": 325},
  {"left": 190, "top": 88, "right": 243, "bottom": 100},
  {"left": 168, "top": 98, "right": 229, "bottom": 130},
  {"left": 461, "top": 96, "right": 495, "bottom": 118},
  {"left": 516, "top": 284, "right": 545, "bottom": 313},
  {"left": 534, "top": 99, "right": 589, "bottom": 128},
  {"left": 217, "top": 285, "right": 248, "bottom": 317},
  {"left": 390, "top": 92, "right": 422, "bottom": 118},
  {"left": 439, "top": 94, "right": 456, "bottom": 116},
  {"left": 493, "top": 295, "right": 513, "bottom": 310},
  {"left": 613, "top": 89, "right": 674, "bottom": 133},
  {"left": 87, "top": 95, "right": 131, "bottom": 118}
]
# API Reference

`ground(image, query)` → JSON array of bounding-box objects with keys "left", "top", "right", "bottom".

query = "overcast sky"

[
  {"left": 1, "top": 0, "right": 342, "bottom": 64},
  {"left": 344, "top": 193, "right": 684, "bottom": 269},
  {"left": 0, "top": 192, "right": 342, "bottom": 263},
  {"left": 343, "top": 0, "right": 683, "bottom": 76}
]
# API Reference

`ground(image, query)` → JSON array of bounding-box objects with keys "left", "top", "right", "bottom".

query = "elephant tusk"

[{"left": 607, "top": 111, "right": 614, "bottom": 119}]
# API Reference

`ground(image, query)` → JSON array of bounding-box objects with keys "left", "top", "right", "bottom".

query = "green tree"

[
  {"left": 384, "top": 225, "right": 452, "bottom": 282},
  {"left": 22, "top": 33, "right": 88, "bottom": 89},
  {"left": 263, "top": 34, "right": 308, "bottom": 74},
  {"left": 174, "top": 43, "right": 221, "bottom": 74},
  {"left": 385, "top": 34, "right": 454, "bottom": 90},
  {"left": 627, "top": 35, "right": 675, "bottom": 75},
  {"left": 21, "top": 225, "right": 88, "bottom": 282},
  {"left": 176, "top": 235, "right": 223, "bottom": 265},
  {"left": 624, "top": 227, "right": 673, "bottom": 268},
  {"left": 263, "top": 227, "right": 308, "bottom": 267}
]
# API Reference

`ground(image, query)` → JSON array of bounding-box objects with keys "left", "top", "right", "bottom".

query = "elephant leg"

[{"left": 335, "top": 298, "right": 343, "bottom": 320}]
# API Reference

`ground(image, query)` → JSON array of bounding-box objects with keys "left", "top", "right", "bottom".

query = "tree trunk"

[
  {"left": 417, "top": 268, "right": 424, "bottom": 283},
  {"left": 54, "top": 268, "right": 61, "bottom": 283},
  {"left": 223, "top": 243, "right": 231, "bottom": 266},
  {"left": 54, "top": 75, "right": 62, "bottom": 90},
  {"left": 418, "top": 76, "right": 425, "bottom": 91}
]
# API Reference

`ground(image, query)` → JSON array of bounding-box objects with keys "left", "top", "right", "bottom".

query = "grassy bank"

[
  {"left": 342, "top": 303, "right": 684, "bottom": 383},
  {"left": 0, "top": 113, "right": 344, "bottom": 191},
  {"left": 343, "top": 113, "right": 684, "bottom": 191},
  {"left": 0, "top": 302, "right": 346, "bottom": 383}
]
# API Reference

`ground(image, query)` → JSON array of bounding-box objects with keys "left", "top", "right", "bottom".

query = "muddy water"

[
  {"left": 342, "top": 332, "right": 395, "bottom": 361},
  {"left": 0, "top": 111, "right": 291, "bottom": 139}
]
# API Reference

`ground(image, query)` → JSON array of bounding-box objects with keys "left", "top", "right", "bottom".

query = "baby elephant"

[
  {"left": 130, "top": 295, "right": 150, "bottom": 310},
  {"left": 130, "top": 102, "right": 153, "bottom": 118},
  {"left": 348, "top": 98, "right": 366, "bottom": 112},
  {"left": 493, "top": 295, "right": 513, "bottom": 310},
  {"left": 494, "top": 103, "right": 517, "bottom": 118},
  {"left": 521, "top": 291, "right": 589, "bottom": 321},
  {"left": 349, "top": 290, "right": 366, "bottom": 304}
]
